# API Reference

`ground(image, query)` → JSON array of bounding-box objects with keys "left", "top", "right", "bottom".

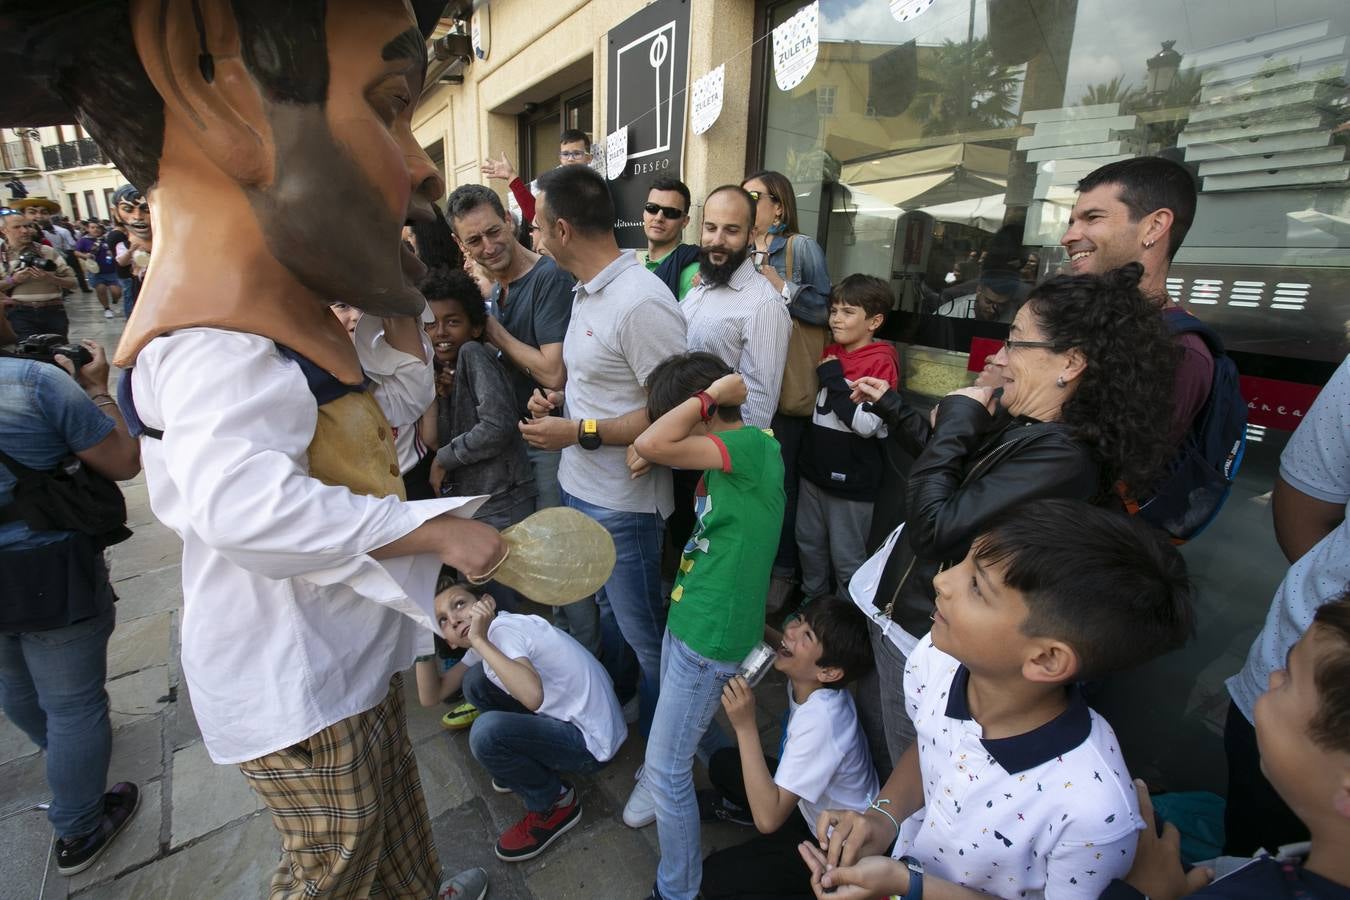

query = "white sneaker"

[
  {"left": 622, "top": 777, "right": 656, "bottom": 828},
  {"left": 103, "top": 309, "right": 114, "bottom": 319}
]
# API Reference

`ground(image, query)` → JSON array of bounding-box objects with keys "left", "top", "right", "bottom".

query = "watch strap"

[{"left": 694, "top": 390, "right": 716, "bottom": 422}]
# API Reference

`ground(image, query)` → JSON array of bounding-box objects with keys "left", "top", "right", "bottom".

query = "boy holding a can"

[
  {"left": 701, "top": 595, "right": 878, "bottom": 899},
  {"left": 622, "top": 352, "right": 786, "bottom": 900}
]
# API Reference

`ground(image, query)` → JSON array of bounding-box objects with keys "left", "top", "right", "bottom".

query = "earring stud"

[{"left": 1056, "top": 375, "right": 1066, "bottom": 388}]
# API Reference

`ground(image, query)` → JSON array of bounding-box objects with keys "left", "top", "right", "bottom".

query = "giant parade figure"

[{"left": 1, "top": 2, "right": 502, "bottom": 897}]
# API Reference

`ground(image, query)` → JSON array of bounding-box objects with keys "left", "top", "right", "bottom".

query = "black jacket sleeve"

[
  {"left": 904, "top": 396, "right": 1101, "bottom": 561},
  {"left": 867, "top": 390, "right": 932, "bottom": 457}
]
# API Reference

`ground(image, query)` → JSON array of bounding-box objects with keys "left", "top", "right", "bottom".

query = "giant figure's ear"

[{"left": 129, "top": 0, "right": 274, "bottom": 187}]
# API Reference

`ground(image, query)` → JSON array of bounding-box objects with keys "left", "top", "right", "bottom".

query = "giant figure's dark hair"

[{"left": 1024, "top": 262, "right": 1178, "bottom": 495}]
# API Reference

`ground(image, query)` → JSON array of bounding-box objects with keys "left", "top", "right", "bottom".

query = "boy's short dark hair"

[
  {"left": 536, "top": 165, "right": 615, "bottom": 237},
  {"left": 1076, "top": 156, "right": 1197, "bottom": 261},
  {"left": 831, "top": 274, "right": 892, "bottom": 320},
  {"left": 649, "top": 175, "right": 691, "bottom": 213},
  {"left": 559, "top": 128, "right": 592, "bottom": 151},
  {"left": 800, "top": 596, "right": 873, "bottom": 688},
  {"left": 645, "top": 352, "right": 740, "bottom": 423},
  {"left": 1310, "top": 591, "right": 1350, "bottom": 754},
  {"left": 419, "top": 267, "right": 487, "bottom": 331},
  {"left": 973, "top": 499, "right": 1195, "bottom": 681}
]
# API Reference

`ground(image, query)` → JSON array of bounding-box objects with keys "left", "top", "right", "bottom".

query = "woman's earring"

[{"left": 1056, "top": 375, "right": 1066, "bottom": 388}]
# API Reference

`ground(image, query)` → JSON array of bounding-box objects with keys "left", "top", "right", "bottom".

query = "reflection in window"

[{"left": 760, "top": 0, "right": 1350, "bottom": 370}]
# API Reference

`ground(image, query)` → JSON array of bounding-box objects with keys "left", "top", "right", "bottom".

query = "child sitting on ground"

[
  {"left": 1103, "top": 588, "right": 1350, "bottom": 900},
  {"left": 797, "top": 274, "right": 899, "bottom": 602},
  {"left": 801, "top": 499, "right": 1196, "bottom": 900},
  {"left": 701, "top": 595, "right": 878, "bottom": 900},
  {"left": 621, "top": 352, "right": 785, "bottom": 900},
  {"left": 414, "top": 581, "right": 625, "bottom": 864}
]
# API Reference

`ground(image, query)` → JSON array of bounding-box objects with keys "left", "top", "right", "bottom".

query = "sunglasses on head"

[{"left": 643, "top": 202, "right": 685, "bottom": 220}]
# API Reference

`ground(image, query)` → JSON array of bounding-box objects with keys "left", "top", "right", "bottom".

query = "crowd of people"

[{"left": 1, "top": 11, "right": 1346, "bottom": 898}]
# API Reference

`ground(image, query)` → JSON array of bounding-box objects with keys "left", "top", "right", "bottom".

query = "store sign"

[
  {"left": 1239, "top": 374, "right": 1323, "bottom": 431},
  {"left": 691, "top": 64, "right": 725, "bottom": 136},
  {"left": 773, "top": 0, "right": 819, "bottom": 91},
  {"left": 605, "top": 0, "right": 691, "bottom": 247},
  {"left": 606, "top": 126, "right": 629, "bottom": 181}
]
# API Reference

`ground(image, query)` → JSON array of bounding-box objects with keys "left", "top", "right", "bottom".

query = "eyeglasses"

[
  {"left": 559, "top": 150, "right": 590, "bottom": 161},
  {"left": 643, "top": 202, "right": 685, "bottom": 220},
  {"left": 1002, "top": 339, "right": 1060, "bottom": 352},
  {"left": 745, "top": 190, "right": 778, "bottom": 203}
]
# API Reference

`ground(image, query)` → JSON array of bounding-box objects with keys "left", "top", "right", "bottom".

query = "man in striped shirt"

[{"left": 680, "top": 186, "right": 791, "bottom": 430}]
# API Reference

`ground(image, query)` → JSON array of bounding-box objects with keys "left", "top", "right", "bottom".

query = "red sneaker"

[{"left": 494, "top": 783, "right": 582, "bottom": 862}]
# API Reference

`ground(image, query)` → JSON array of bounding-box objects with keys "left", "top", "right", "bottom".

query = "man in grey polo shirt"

[{"left": 520, "top": 164, "right": 686, "bottom": 731}]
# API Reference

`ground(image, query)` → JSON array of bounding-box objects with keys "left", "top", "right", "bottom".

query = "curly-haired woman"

[{"left": 848, "top": 262, "right": 1178, "bottom": 771}]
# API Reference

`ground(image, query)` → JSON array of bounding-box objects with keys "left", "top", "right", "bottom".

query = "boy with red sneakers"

[{"left": 415, "top": 582, "right": 625, "bottom": 862}]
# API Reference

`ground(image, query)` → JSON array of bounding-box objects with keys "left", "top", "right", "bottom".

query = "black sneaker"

[
  {"left": 697, "top": 789, "right": 754, "bottom": 827},
  {"left": 55, "top": 782, "right": 140, "bottom": 876}
]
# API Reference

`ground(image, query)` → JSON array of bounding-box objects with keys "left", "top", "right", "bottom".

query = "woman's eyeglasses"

[
  {"left": 745, "top": 190, "right": 779, "bottom": 203},
  {"left": 643, "top": 202, "right": 685, "bottom": 220},
  {"left": 1003, "top": 339, "right": 1060, "bottom": 352}
]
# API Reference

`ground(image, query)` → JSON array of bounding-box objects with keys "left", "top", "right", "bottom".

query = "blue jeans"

[
  {"left": 647, "top": 630, "right": 739, "bottom": 900},
  {"left": 463, "top": 664, "right": 604, "bottom": 812},
  {"left": 119, "top": 277, "right": 138, "bottom": 318},
  {"left": 0, "top": 604, "right": 115, "bottom": 839},
  {"left": 560, "top": 490, "right": 665, "bottom": 733}
]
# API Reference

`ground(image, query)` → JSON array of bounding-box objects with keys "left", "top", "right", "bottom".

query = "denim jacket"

[{"left": 766, "top": 231, "right": 832, "bottom": 326}]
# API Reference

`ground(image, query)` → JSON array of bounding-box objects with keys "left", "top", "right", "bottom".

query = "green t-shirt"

[
  {"left": 640, "top": 249, "right": 701, "bottom": 300},
  {"left": 668, "top": 426, "right": 786, "bottom": 662}
]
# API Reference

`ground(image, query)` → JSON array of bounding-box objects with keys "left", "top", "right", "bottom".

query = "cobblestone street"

[{"left": 0, "top": 291, "right": 784, "bottom": 899}]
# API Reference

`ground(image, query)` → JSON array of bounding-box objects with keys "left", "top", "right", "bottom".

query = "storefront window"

[{"left": 761, "top": 0, "right": 1350, "bottom": 391}]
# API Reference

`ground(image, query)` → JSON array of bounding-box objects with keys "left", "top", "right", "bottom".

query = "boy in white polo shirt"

[
  {"left": 702, "top": 596, "right": 878, "bottom": 899},
  {"left": 802, "top": 500, "right": 1196, "bottom": 900},
  {"left": 414, "top": 582, "right": 625, "bottom": 863}
]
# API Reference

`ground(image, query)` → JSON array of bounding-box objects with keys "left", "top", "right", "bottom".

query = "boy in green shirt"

[{"left": 621, "top": 351, "right": 786, "bottom": 900}]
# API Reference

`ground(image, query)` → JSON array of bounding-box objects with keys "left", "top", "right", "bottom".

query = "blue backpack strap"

[
  {"left": 1162, "top": 306, "right": 1226, "bottom": 357},
  {"left": 115, "top": 368, "right": 163, "bottom": 440}
]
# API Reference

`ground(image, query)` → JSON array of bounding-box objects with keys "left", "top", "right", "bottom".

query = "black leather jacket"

[{"left": 866, "top": 391, "right": 1103, "bottom": 637}]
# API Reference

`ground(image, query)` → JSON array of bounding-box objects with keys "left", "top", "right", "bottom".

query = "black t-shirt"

[
  {"left": 490, "top": 255, "right": 574, "bottom": 415},
  {"left": 105, "top": 229, "right": 133, "bottom": 278}
]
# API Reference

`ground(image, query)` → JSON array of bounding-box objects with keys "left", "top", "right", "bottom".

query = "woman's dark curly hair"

[{"left": 1024, "top": 262, "right": 1178, "bottom": 494}]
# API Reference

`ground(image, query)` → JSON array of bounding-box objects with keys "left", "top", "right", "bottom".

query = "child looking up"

[
  {"left": 797, "top": 275, "right": 899, "bottom": 602},
  {"left": 803, "top": 499, "right": 1196, "bottom": 900},
  {"left": 414, "top": 582, "right": 625, "bottom": 863},
  {"left": 702, "top": 596, "right": 877, "bottom": 900}
]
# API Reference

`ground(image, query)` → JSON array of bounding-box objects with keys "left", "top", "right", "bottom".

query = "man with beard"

[
  {"left": 18, "top": 198, "right": 87, "bottom": 293},
  {"left": 107, "top": 185, "right": 151, "bottom": 319},
  {"left": 637, "top": 176, "right": 700, "bottom": 301},
  {"left": 680, "top": 186, "right": 790, "bottom": 430},
  {"left": 1, "top": 3, "right": 503, "bottom": 897},
  {"left": 1, "top": 209, "right": 77, "bottom": 340}
]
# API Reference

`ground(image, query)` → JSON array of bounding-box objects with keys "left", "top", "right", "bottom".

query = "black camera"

[
  {"left": 16, "top": 250, "right": 58, "bottom": 272},
  {"left": 15, "top": 334, "right": 93, "bottom": 370}
]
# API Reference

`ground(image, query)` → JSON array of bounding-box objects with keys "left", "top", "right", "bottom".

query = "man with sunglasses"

[{"left": 637, "top": 177, "right": 701, "bottom": 301}]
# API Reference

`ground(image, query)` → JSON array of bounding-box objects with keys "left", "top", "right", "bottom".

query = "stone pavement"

[{"left": 0, "top": 291, "right": 790, "bottom": 900}]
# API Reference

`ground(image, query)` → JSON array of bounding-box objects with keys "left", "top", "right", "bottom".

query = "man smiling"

[{"left": 2, "top": 3, "right": 503, "bottom": 897}]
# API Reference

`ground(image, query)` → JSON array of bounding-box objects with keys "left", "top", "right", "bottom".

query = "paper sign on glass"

[
  {"left": 773, "top": 0, "right": 819, "bottom": 92},
  {"left": 691, "top": 65, "right": 725, "bottom": 135},
  {"left": 606, "top": 126, "right": 629, "bottom": 181},
  {"left": 470, "top": 6, "right": 489, "bottom": 60},
  {"left": 889, "top": 0, "right": 935, "bottom": 22}
]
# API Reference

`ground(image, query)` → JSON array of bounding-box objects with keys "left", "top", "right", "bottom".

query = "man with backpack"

[{"left": 1057, "top": 156, "right": 1246, "bottom": 541}]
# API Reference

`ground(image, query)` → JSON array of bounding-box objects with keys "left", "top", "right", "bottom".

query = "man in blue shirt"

[{"left": 0, "top": 325, "right": 142, "bottom": 876}]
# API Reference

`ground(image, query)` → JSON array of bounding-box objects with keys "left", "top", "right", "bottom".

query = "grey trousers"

[
  {"left": 854, "top": 613, "right": 917, "bottom": 782},
  {"left": 528, "top": 446, "right": 601, "bottom": 657},
  {"left": 795, "top": 478, "right": 873, "bottom": 601}
]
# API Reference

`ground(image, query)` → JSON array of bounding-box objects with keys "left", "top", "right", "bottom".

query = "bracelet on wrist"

[{"left": 869, "top": 797, "right": 901, "bottom": 845}]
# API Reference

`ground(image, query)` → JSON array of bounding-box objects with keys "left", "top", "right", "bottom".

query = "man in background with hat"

[
  {"left": 1, "top": 207, "right": 76, "bottom": 340},
  {"left": 19, "top": 197, "right": 88, "bottom": 293}
]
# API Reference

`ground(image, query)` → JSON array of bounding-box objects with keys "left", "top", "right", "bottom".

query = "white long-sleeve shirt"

[
  {"left": 132, "top": 327, "right": 481, "bottom": 764},
  {"left": 681, "top": 258, "right": 791, "bottom": 429}
]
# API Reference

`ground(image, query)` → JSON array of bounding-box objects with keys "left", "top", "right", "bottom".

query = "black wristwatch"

[{"left": 577, "top": 418, "right": 602, "bottom": 451}]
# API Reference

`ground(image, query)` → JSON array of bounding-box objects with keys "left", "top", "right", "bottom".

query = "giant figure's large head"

[{"left": 0, "top": 0, "right": 448, "bottom": 375}]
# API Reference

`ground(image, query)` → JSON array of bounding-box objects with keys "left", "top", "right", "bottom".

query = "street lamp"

[{"left": 1146, "top": 40, "right": 1182, "bottom": 97}]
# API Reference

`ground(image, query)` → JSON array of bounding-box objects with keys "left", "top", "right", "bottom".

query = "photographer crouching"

[
  {"left": 0, "top": 306, "right": 143, "bottom": 876},
  {"left": 1, "top": 209, "right": 77, "bottom": 341}
]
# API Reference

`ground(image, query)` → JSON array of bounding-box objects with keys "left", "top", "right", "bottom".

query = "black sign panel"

[{"left": 605, "top": 0, "right": 691, "bottom": 249}]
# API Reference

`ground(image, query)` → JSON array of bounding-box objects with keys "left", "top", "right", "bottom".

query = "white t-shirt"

[
  {"left": 774, "top": 684, "right": 878, "bottom": 837},
  {"left": 462, "top": 612, "right": 626, "bottom": 761},
  {"left": 1227, "top": 354, "right": 1350, "bottom": 722},
  {"left": 896, "top": 635, "right": 1142, "bottom": 900}
]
